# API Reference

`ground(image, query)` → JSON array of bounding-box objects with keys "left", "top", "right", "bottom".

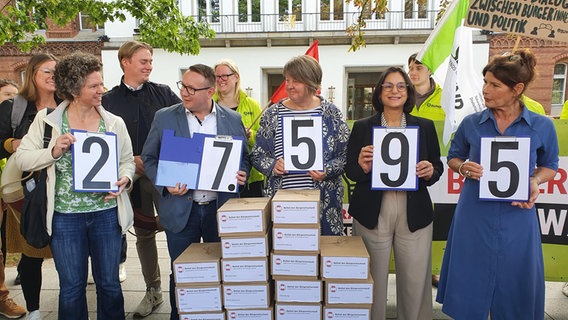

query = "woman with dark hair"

[
  {"left": 0, "top": 53, "right": 59, "bottom": 320},
  {"left": 345, "top": 66, "right": 443, "bottom": 320},
  {"left": 13, "top": 52, "right": 134, "bottom": 320},
  {"left": 436, "top": 49, "right": 558, "bottom": 319}
]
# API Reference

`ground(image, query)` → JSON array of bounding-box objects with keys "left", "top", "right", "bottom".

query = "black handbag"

[{"left": 20, "top": 111, "right": 53, "bottom": 249}]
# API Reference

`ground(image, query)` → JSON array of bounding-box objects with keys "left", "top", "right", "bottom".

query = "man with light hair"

[{"left": 102, "top": 40, "right": 181, "bottom": 317}]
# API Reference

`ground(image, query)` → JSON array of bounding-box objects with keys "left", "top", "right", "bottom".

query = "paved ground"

[{"left": 2, "top": 231, "right": 568, "bottom": 319}]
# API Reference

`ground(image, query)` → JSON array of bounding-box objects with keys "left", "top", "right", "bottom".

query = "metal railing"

[{"left": 189, "top": 10, "right": 438, "bottom": 34}]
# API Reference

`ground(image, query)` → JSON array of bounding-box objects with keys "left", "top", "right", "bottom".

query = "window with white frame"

[
  {"left": 320, "top": 0, "right": 344, "bottom": 21},
  {"left": 405, "top": 0, "right": 428, "bottom": 19},
  {"left": 198, "top": 0, "right": 220, "bottom": 23},
  {"left": 279, "top": 0, "right": 302, "bottom": 22},
  {"left": 79, "top": 13, "right": 98, "bottom": 30},
  {"left": 238, "top": 0, "right": 260, "bottom": 22},
  {"left": 359, "top": 0, "right": 385, "bottom": 20},
  {"left": 552, "top": 63, "right": 567, "bottom": 105}
]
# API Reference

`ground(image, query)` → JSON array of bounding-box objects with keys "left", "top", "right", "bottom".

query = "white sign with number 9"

[{"left": 372, "top": 127, "right": 419, "bottom": 191}]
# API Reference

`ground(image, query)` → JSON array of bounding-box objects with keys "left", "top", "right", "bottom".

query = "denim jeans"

[
  {"left": 164, "top": 200, "right": 219, "bottom": 320},
  {"left": 50, "top": 207, "right": 124, "bottom": 320}
]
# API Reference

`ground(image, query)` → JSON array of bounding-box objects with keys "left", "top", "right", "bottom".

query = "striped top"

[{"left": 275, "top": 104, "right": 322, "bottom": 190}]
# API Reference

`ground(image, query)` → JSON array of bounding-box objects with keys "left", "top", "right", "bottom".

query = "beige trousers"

[{"left": 353, "top": 191, "right": 432, "bottom": 320}]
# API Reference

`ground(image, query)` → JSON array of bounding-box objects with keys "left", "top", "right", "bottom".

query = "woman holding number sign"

[
  {"left": 436, "top": 50, "right": 559, "bottom": 319},
  {"left": 14, "top": 52, "right": 135, "bottom": 320},
  {"left": 251, "top": 55, "right": 350, "bottom": 236},
  {"left": 345, "top": 66, "right": 443, "bottom": 320}
]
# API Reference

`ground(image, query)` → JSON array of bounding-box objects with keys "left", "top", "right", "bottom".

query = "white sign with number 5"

[
  {"left": 71, "top": 130, "right": 119, "bottom": 192},
  {"left": 281, "top": 115, "right": 324, "bottom": 172},
  {"left": 479, "top": 136, "right": 531, "bottom": 201}
]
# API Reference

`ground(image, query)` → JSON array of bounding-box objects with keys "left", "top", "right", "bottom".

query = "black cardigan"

[{"left": 345, "top": 113, "right": 443, "bottom": 232}]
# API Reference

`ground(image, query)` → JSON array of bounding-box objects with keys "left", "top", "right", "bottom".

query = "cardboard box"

[
  {"left": 221, "top": 233, "right": 270, "bottom": 258},
  {"left": 217, "top": 197, "right": 271, "bottom": 236},
  {"left": 320, "top": 236, "right": 369, "bottom": 280},
  {"left": 176, "top": 285, "right": 222, "bottom": 313},
  {"left": 174, "top": 243, "right": 221, "bottom": 284},
  {"left": 274, "top": 303, "right": 321, "bottom": 320},
  {"left": 223, "top": 282, "right": 271, "bottom": 309},
  {"left": 275, "top": 279, "right": 322, "bottom": 303},
  {"left": 271, "top": 251, "right": 319, "bottom": 279},
  {"left": 325, "top": 276, "right": 374, "bottom": 305},
  {"left": 272, "top": 226, "right": 319, "bottom": 252},
  {"left": 323, "top": 306, "right": 371, "bottom": 320},
  {"left": 271, "top": 189, "right": 320, "bottom": 225},
  {"left": 179, "top": 311, "right": 225, "bottom": 320},
  {"left": 225, "top": 307, "right": 273, "bottom": 320},
  {"left": 221, "top": 257, "right": 269, "bottom": 282}
]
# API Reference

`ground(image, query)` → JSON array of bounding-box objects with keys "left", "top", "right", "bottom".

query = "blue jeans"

[
  {"left": 165, "top": 200, "right": 219, "bottom": 320},
  {"left": 50, "top": 207, "right": 124, "bottom": 320}
]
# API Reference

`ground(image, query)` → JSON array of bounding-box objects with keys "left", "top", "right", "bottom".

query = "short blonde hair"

[
  {"left": 118, "top": 41, "right": 153, "bottom": 71},
  {"left": 214, "top": 59, "right": 241, "bottom": 99}
]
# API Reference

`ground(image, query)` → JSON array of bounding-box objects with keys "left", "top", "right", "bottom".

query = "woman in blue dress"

[{"left": 436, "top": 49, "right": 559, "bottom": 319}]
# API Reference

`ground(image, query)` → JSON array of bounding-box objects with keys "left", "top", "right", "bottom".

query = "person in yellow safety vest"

[
  {"left": 560, "top": 100, "right": 568, "bottom": 119},
  {"left": 521, "top": 95, "right": 546, "bottom": 115},
  {"left": 408, "top": 53, "right": 445, "bottom": 122}
]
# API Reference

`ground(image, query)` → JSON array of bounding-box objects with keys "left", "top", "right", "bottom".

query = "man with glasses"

[
  {"left": 102, "top": 40, "right": 181, "bottom": 318},
  {"left": 142, "top": 64, "right": 250, "bottom": 320}
]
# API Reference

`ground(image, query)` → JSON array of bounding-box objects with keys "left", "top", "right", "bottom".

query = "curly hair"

[{"left": 54, "top": 52, "right": 102, "bottom": 101}]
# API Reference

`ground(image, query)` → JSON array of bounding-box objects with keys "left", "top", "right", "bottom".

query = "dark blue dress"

[{"left": 436, "top": 107, "right": 559, "bottom": 319}]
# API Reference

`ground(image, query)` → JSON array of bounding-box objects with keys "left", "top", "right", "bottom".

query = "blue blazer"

[{"left": 142, "top": 102, "right": 251, "bottom": 233}]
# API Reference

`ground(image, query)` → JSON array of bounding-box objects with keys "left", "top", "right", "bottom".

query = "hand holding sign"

[
  {"left": 371, "top": 127, "right": 419, "bottom": 191},
  {"left": 71, "top": 130, "right": 119, "bottom": 192}
]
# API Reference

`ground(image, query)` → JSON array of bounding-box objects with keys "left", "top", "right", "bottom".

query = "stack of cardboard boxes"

[
  {"left": 172, "top": 190, "right": 372, "bottom": 320},
  {"left": 271, "top": 190, "right": 322, "bottom": 320},
  {"left": 321, "top": 236, "right": 373, "bottom": 319},
  {"left": 217, "top": 197, "right": 273, "bottom": 319}
]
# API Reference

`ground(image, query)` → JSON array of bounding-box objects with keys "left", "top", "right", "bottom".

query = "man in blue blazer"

[{"left": 142, "top": 64, "right": 250, "bottom": 320}]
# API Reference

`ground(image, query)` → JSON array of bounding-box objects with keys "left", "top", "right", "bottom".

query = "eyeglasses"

[
  {"left": 215, "top": 73, "right": 234, "bottom": 81},
  {"left": 381, "top": 82, "right": 408, "bottom": 92},
  {"left": 176, "top": 81, "right": 210, "bottom": 95},
  {"left": 39, "top": 68, "right": 55, "bottom": 76}
]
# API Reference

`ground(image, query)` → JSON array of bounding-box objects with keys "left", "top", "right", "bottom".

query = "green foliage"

[
  {"left": 0, "top": 0, "right": 215, "bottom": 55},
  {"left": 346, "top": 0, "right": 446, "bottom": 52}
]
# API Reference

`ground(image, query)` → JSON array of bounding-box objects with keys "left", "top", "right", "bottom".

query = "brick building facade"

[{"left": 488, "top": 34, "right": 568, "bottom": 115}]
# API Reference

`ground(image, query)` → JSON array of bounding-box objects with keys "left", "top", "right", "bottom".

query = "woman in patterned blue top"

[
  {"left": 436, "top": 49, "right": 559, "bottom": 320},
  {"left": 251, "top": 55, "right": 350, "bottom": 235}
]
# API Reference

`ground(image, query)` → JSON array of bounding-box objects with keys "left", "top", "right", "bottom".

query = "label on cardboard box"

[
  {"left": 176, "top": 286, "right": 222, "bottom": 313},
  {"left": 276, "top": 280, "right": 321, "bottom": 303},
  {"left": 218, "top": 210, "right": 265, "bottom": 234},
  {"left": 222, "top": 259, "right": 268, "bottom": 282},
  {"left": 273, "top": 228, "right": 319, "bottom": 252},
  {"left": 175, "top": 262, "right": 219, "bottom": 284},
  {"left": 275, "top": 304, "right": 321, "bottom": 320},
  {"left": 272, "top": 254, "right": 318, "bottom": 277},
  {"left": 222, "top": 236, "right": 268, "bottom": 258},
  {"left": 326, "top": 282, "right": 373, "bottom": 304},
  {"left": 179, "top": 312, "right": 225, "bottom": 320},
  {"left": 226, "top": 309, "right": 273, "bottom": 320},
  {"left": 272, "top": 201, "right": 318, "bottom": 224},
  {"left": 323, "top": 308, "right": 370, "bottom": 320},
  {"left": 223, "top": 284, "right": 270, "bottom": 309},
  {"left": 322, "top": 257, "right": 368, "bottom": 279}
]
